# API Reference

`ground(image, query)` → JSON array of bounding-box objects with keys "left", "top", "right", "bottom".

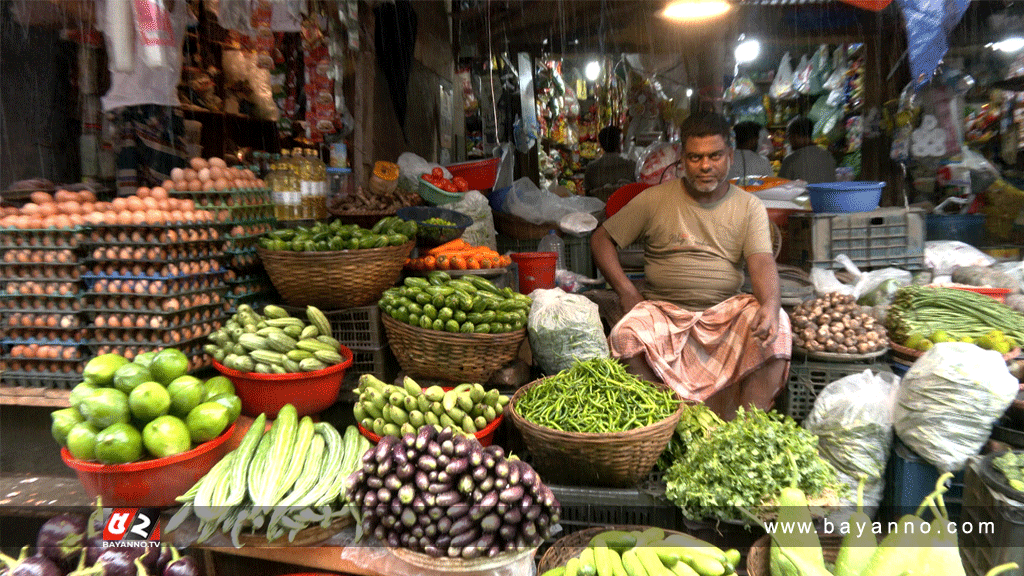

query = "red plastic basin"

[
  {"left": 61, "top": 422, "right": 236, "bottom": 508},
  {"left": 358, "top": 414, "right": 503, "bottom": 447},
  {"left": 947, "top": 285, "right": 1011, "bottom": 303},
  {"left": 213, "top": 345, "right": 353, "bottom": 418},
  {"left": 445, "top": 157, "right": 500, "bottom": 192}
]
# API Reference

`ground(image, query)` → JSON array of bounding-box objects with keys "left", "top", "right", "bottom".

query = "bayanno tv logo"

[{"left": 102, "top": 508, "right": 162, "bottom": 548}]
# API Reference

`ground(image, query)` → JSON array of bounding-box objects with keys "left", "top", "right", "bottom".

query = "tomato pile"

[{"left": 421, "top": 167, "right": 469, "bottom": 193}]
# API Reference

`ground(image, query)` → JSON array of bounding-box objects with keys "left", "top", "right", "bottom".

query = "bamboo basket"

[
  {"left": 536, "top": 525, "right": 653, "bottom": 574},
  {"left": 381, "top": 313, "right": 526, "bottom": 383},
  {"left": 746, "top": 534, "right": 842, "bottom": 576},
  {"left": 507, "top": 378, "right": 683, "bottom": 488},
  {"left": 256, "top": 242, "right": 413, "bottom": 309}
]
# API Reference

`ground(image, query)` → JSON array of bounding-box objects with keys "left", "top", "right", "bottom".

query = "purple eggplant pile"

[
  {"left": 0, "top": 511, "right": 196, "bottom": 576},
  {"left": 345, "top": 425, "right": 561, "bottom": 560}
]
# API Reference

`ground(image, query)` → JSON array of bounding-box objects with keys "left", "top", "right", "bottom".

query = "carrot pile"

[{"left": 405, "top": 239, "right": 511, "bottom": 271}]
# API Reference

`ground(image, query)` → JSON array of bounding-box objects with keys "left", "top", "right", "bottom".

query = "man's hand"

[
  {"left": 620, "top": 289, "right": 644, "bottom": 316},
  {"left": 591, "top": 226, "right": 646, "bottom": 316},
  {"left": 750, "top": 304, "right": 780, "bottom": 347}
]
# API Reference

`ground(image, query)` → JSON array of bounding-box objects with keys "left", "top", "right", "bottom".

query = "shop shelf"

[
  {"left": 0, "top": 293, "right": 82, "bottom": 312},
  {"left": 0, "top": 370, "right": 81, "bottom": 389},
  {"left": 787, "top": 207, "right": 926, "bottom": 271},
  {"left": 282, "top": 304, "right": 386, "bottom": 349},
  {"left": 878, "top": 436, "right": 965, "bottom": 524},
  {"left": 959, "top": 459, "right": 1024, "bottom": 576},
  {"left": 82, "top": 287, "right": 227, "bottom": 312},
  {"left": 779, "top": 358, "right": 892, "bottom": 423},
  {"left": 545, "top": 483, "right": 681, "bottom": 536}
]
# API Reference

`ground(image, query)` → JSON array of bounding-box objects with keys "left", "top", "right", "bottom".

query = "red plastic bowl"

[
  {"left": 445, "top": 157, "right": 500, "bottom": 192},
  {"left": 358, "top": 414, "right": 503, "bottom": 447},
  {"left": 61, "top": 422, "right": 236, "bottom": 507},
  {"left": 212, "top": 345, "right": 353, "bottom": 418},
  {"left": 947, "top": 285, "right": 1011, "bottom": 303}
]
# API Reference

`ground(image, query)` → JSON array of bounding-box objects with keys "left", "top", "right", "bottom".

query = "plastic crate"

[
  {"left": 496, "top": 235, "right": 541, "bottom": 255},
  {"left": 787, "top": 207, "right": 926, "bottom": 270},
  {"left": 779, "top": 359, "right": 892, "bottom": 423},
  {"left": 283, "top": 305, "right": 385, "bottom": 349},
  {"left": 879, "top": 436, "right": 965, "bottom": 524},
  {"left": 564, "top": 234, "right": 595, "bottom": 278},
  {"left": 547, "top": 484, "right": 680, "bottom": 536},
  {"left": 959, "top": 460, "right": 1024, "bottom": 576}
]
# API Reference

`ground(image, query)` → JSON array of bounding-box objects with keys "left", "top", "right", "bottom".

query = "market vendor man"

[{"left": 590, "top": 112, "right": 790, "bottom": 420}]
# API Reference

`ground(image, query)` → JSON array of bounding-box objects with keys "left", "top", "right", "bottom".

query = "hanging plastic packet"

[
  {"left": 845, "top": 116, "right": 863, "bottom": 153},
  {"left": 823, "top": 63, "right": 848, "bottom": 91},
  {"left": 107, "top": 0, "right": 135, "bottom": 73},
  {"left": 723, "top": 74, "right": 757, "bottom": 102},
  {"left": 131, "top": 0, "right": 174, "bottom": 69},
  {"left": 251, "top": 0, "right": 274, "bottom": 69},
  {"left": 808, "top": 45, "right": 830, "bottom": 95},
  {"left": 769, "top": 52, "right": 796, "bottom": 99},
  {"left": 793, "top": 54, "right": 813, "bottom": 95}
]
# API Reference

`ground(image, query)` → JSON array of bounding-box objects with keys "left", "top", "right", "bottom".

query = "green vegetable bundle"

[
  {"left": 166, "top": 404, "right": 371, "bottom": 547},
  {"left": 258, "top": 217, "right": 414, "bottom": 251},
  {"left": 664, "top": 407, "right": 841, "bottom": 522},
  {"left": 514, "top": 358, "right": 680, "bottom": 433},
  {"left": 656, "top": 403, "right": 723, "bottom": 471},
  {"left": 886, "top": 285, "right": 1024, "bottom": 344}
]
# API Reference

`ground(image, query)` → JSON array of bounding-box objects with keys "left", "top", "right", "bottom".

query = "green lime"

[
  {"left": 960, "top": 336, "right": 975, "bottom": 344},
  {"left": 208, "top": 393, "right": 242, "bottom": 424},
  {"left": 69, "top": 382, "right": 100, "bottom": 411},
  {"left": 977, "top": 336, "right": 995, "bottom": 350},
  {"left": 94, "top": 423, "right": 143, "bottom": 465},
  {"left": 51, "top": 407, "right": 84, "bottom": 447},
  {"left": 918, "top": 339, "right": 934, "bottom": 352},
  {"left": 133, "top": 351, "right": 158, "bottom": 369},
  {"left": 80, "top": 388, "right": 130, "bottom": 430},
  {"left": 994, "top": 340, "right": 1012, "bottom": 354},
  {"left": 929, "top": 330, "right": 952, "bottom": 344},
  {"left": 149, "top": 348, "right": 189, "bottom": 385},
  {"left": 66, "top": 422, "right": 100, "bottom": 461},
  {"left": 186, "top": 402, "right": 230, "bottom": 443},
  {"left": 112, "top": 363, "right": 154, "bottom": 395},
  {"left": 167, "top": 376, "right": 206, "bottom": 418},
  {"left": 128, "top": 381, "right": 171, "bottom": 423},
  {"left": 203, "top": 376, "right": 235, "bottom": 401},
  {"left": 142, "top": 415, "right": 192, "bottom": 458},
  {"left": 82, "top": 353, "right": 129, "bottom": 387}
]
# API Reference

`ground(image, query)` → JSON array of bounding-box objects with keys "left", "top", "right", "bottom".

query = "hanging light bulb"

[
  {"left": 662, "top": 0, "right": 731, "bottom": 21},
  {"left": 735, "top": 36, "right": 760, "bottom": 64},
  {"left": 989, "top": 37, "right": 1024, "bottom": 53},
  {"left": 585, "top": 61, "right": 601, "bottom": 81}
]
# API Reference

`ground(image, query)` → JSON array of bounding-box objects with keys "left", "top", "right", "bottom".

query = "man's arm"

[
  {"left": 591, "top": 226, "right": 644, "bottom": 314},
  {"left": 747, "top": 252, "right": 782, "bottom": 347}
]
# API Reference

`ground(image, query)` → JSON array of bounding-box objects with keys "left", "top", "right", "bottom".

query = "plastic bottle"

[
  {"left": 305, "top": 148, "right": 328, "bottom": 220},
  {"left": 537, "top": 230, "right": 565, "bottom": 270},
  {"left": 293, "top": 146, "right": 315, "bottom": 220}
]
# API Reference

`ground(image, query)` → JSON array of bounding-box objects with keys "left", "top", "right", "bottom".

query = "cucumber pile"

[
  {"left": 345, "top": 425, "right": 560, "bottom": 558},
  {"left": 205, "top": 304, "right": 345, "bottom": 373},
  {"left": 257, "top": 217, "right": 414, "bottom": 251},
  {"left": 379, "top": 271, "right": 530, "bottom": 334},
  {"left": 354, "top": 375, "right": 509, "bottom": 438},
  {"left": 166, "top": 404, "right": 372, "bottom": 547}
]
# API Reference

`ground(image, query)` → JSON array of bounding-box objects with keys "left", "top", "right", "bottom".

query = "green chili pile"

[{"left": 514, "top": 358, "right": 680, "bottom": 433}]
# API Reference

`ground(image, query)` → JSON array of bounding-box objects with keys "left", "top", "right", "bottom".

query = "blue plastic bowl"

[
  {"left": 807, "top": 181, "right": 885, "bottom": 213},
  {"left": 925, "top": 214, "right": 986, "bottom": 245}
]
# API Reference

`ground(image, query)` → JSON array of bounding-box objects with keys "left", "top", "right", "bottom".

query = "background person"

[
  {"left": 583, "top": 125, "right": 636, "bottom": 202},
  {"left": 726, "top": 121, "right": 772, "bottom": 182},
  {"left": 778, "top": 116, "right": 836, "bottom": 184},
  {"left": 589, "top": 112, "right": 791, "bottom": 421}
]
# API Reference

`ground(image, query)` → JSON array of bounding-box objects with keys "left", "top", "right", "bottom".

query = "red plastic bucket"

[{"left": 509, "top": 252, "right": 557, "bottom": 294}]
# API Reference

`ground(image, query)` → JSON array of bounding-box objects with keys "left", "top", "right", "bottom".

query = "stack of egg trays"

[
  {"left": 0, "top": 226, "right": 88, "bottom": 387},
  {"left": 171, "top": 187, "right": 275, "bottom": 274},
  {"left": 79, "top": 222, "right": 231, "bottom": 371},
  {"left": 222, "top": 269, "right": 278, "bottom": 313}
]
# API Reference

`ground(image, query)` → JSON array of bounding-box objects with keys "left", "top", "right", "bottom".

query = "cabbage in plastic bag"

[
  {"left": 527, "top": 289, "right": 609, "bottom": 375},
  {"left": 893, "top": 342, "right": 1019, "bottom": 473},
  {"left": 804, "top": 369, "right": 898, "bottom": 521}
]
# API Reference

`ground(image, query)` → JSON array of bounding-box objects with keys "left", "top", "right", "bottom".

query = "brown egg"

[
  {"left": 54, "top": 190, "right": 76, "bottom": 203},
  {"left": 136, "top": 187, "right": 151, "bottom": 198},
  {"left": 156, "top": 199, "right": 170, "bottom": 211},
  {"left": 80, "top": 201, "right": 95, "bottom": 214},
  {"left": 141, "top": 197, "right": 158, "bottom": 210},
  {"left": 187, "top": 179, "right": 202, "bottom": 192},
  {"left": 183, "top": 168, "right": 197, "bottom": 180},
  {"left": 208, "top": 167, "right": 223, "bottom": 181},
  {"left": 131, "top": 211, "right": 146, "bottom": 225},
  {"left": 30, "top": 191, "right": 53, "bottom": 204},
  {"left": 112, "top": 197, "right": 128, "bottom": 211},
  {"left": 190, "top": 157, "right": 209, "bottom": 170},
  {"left": 126, "top": 196, "right": 144, "bottom": 212},
  {"left": 116, "top": 211, "right": 133, "bottom": 225},
  {"left": 161, "top": 179, "right": 175, "bottom": 191},
  {"left": 78, "top": 190, "right": 97, "bottom": 203},
  {"left": 146, "top": 209, "right": 164, "bottom": 224},
  {"left": 170, "top": 167, "right": 185, "bottom": 181},
  {"left": 150, "top": 187, "right": 168, "bottom": 200},
  {"left": 213, "top": 178, "right": 229, "bottom": 191},
  {"left": 202, "top": 180, "right": 215, "bottom": 191},
  {"left": 21, "top": 203, "right": 40, "bottom": 216},
  {"left": 197, "top": 168, "right": 211, "bottom": 182},
  {"left": 209, "top": 157, "right": 227, "bottom": 169}
]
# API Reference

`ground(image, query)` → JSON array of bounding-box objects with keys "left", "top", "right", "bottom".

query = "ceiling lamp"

[
  {"left": 735, "top": 36, "right": 760, "bottom": 63},
  {"left": 585, "top": 61, "right": 601, "bottom": 81},
  {"left": 990, "top": 36, "right": 1024, "bottom": 53},
  {"left": 662, "top": 0, "right": 732, "bottom": 21}
]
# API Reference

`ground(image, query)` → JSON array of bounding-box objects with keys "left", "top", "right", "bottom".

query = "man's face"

[{"left": 681, "top": 135, "right": 733, "bottom": 196}]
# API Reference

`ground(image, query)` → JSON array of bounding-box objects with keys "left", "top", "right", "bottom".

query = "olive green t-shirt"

[{"left": 603, "top": 180, "right": 772, "bottom": 310}]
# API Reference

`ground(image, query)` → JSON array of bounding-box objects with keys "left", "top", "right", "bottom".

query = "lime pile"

[
  {"left": 51, "top": 348, "right": 242, "bottom": 464},
  {"left": 903, "top": 329, "right": 1017, "bottom": 354}
]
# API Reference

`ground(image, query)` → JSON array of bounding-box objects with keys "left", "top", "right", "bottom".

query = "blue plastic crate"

[{"left": 879, "top": 436, "right": 965, "bottom": 524}]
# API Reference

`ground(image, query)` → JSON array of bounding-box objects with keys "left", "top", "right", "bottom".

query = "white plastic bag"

[
  {"left": 769, "top": 52, "right": 796, "bottom": 100},
  {"left": 527, "top": 289, "right": 609, "bottom": 375},
  {"left": 894, "top": 342, "right": 1019, "bottom": 473},
  {"left": 924, "top": 240, "right": 996, "bottom": 276},
  {"left": 810, "top": 267, "right": 854, "bottom": 297},
  {"left": 804, "top": 369, "right": 899, "bottom": 521},
  {"left": 446, "top": 191, "right": 497, "bottom": 250},
  {"left": 504, "top": 177, "right": 605, "bottom": 225},
  {"left": 833, "top": 254, "right": 913, "bottom": 301}
]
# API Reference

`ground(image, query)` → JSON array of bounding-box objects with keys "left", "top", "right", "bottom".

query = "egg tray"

[
  {"left": 2, "top": 336, "right": 86, "bottom": 348},
  {"left": 80, "top": 269, "right": 227, "bottom": 293},
  {"left": 80, "top": 236, "right": 226, "bottom": 252},
  {"left": 0, "top": 370, "right": 81, "bottom": 389},
  {"left": 225, "top": 248, "right": 261, "bottom": 271},
  {"left": 3, "top": 312, "right": 85, "bottom": 330},
  {"left": 81, "top": 223, "right": 224, "bottom": 246},
  {"left": 88, "top": 320, "right": 224, "bottom": 348},
  {"left": 82, "top": 287, "right": 227, "bottom": 312},
  {"left": 169, "top": 188, "right": 272, "bottom": 206},
  {"left": 82, "top": 243, "right": 225, "bottom": 262},
  {"left": 85, "top": 334, "right": 210, "bottom": 357},
  {"left": 1, "top": 247, "right": 82, "bottom": 264},
  {"left": 225, "top": 280, "right": 274, "bottom": 298},
  {"left": 81, "top": 255, "right": 228, "bottom": 277},
  {"left": 200, "top": 204, "right": 275, "bottom": 222},
  {"left": 0, "top": 264, "right": 82, "bottom": 281},
  {"left": 3, "top": 280, "right": 80, "bottom": 297},
  {"left": 83, "top": 302, "right": 227, "bottom": 326},
  {"left": 0, "top": 226, "right": 84, "bottom": 249},
  {"left": 0, "top": 293, "right": 83, "bottom": 312},
  {"left": 3, "top": 327, "right": 89, "bottom": 341},
  {"left": 225, "top": 291, "right": 277, "bottom": 314}
]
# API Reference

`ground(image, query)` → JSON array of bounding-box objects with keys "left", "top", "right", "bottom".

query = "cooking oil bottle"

[
  {"left": 305, "top": 148, "right": 328, "bottom": 220},
  {"left": 292, "top": 146, "right": 315, "bottom": 220},
  {"left": 269, "top": 160, "right": 301, "bottom": 221}
]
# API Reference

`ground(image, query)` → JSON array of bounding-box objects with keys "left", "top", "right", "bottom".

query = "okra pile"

[
  {"left": 205, "top": 304, "right": 345, "bottom": 373},
  {"left": 346, "top": 425, "right": 560, "bottom": 558}
]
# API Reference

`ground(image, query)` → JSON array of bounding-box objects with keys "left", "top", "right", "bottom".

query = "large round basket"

[
  {"left": 507, "top": 378, "right": 683, "bottom": 488},
  {"left": 388, "top": 545, "right": 537, "bottom": 572},
  {"left": 537, "top": 525, "right": 651, "bottom": 574},
  {"left": 746, "top": 534, "right": 842, "bottom": 576},
  {"left": 381, "top": 313, "right": 526, "bottom": 383},
  {"left": 257, "top": 242, "right": 413, "bottom": 309}
]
